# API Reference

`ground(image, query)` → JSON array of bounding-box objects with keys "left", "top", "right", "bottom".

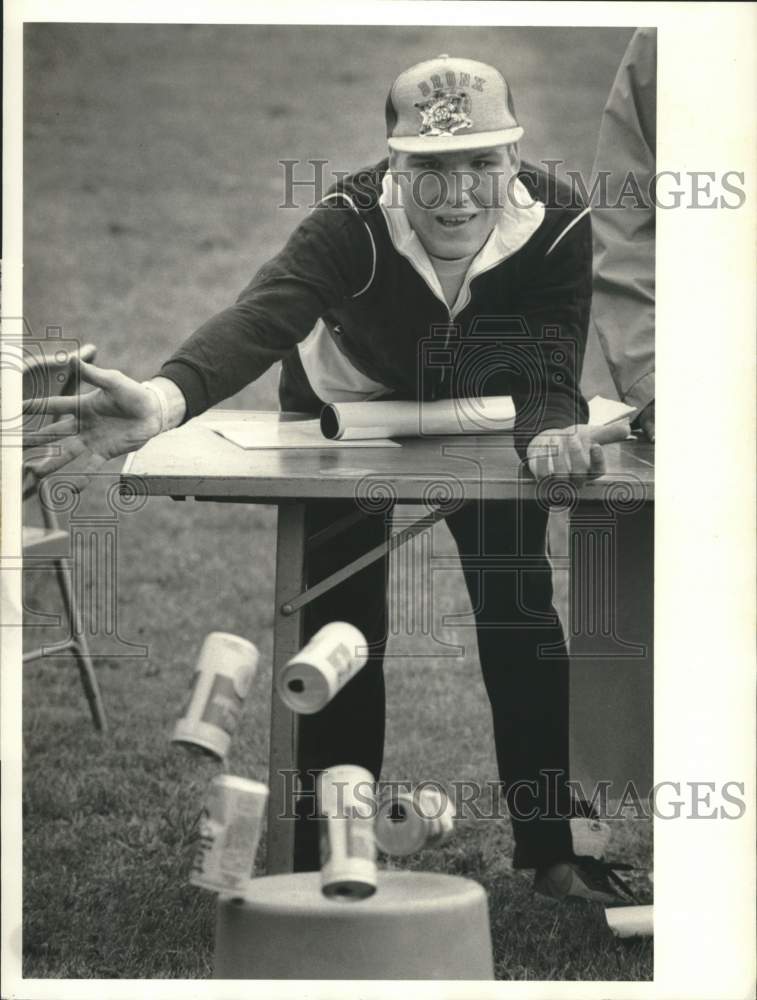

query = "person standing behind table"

[
  {"left": 590, "top": 28, "right": 656, "bottom": 441},
  {"left": 23, "top": 54, "right": 637, "bottom": 905}
]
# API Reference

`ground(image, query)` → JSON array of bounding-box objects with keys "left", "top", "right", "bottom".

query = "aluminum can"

[
  {"left": 172, "top": 632, "right": 259, "bottom": 759},
  {"left": 421, "top": 785, "right": 455, "bottom": 848},
  {"left": 190, "top": 775, "right": 269, "bottom": 893},
  {"left": 375, "top": 785, "right": 455, "bottom": 856},
  {"left": 277, "top": 622, "right": 367, "bottom": 714},
  {"left": 318, "top": 764, "right": 377, "bottom": 900}
]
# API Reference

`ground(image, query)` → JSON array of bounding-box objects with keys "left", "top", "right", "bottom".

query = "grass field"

[{"left": 20, "top": 23, "right": 651, "bottom": 981}]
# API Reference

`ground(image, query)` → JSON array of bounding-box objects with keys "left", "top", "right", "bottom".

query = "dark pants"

[{"left": 292, "top": 497, "right": 578, "bottom": 871}]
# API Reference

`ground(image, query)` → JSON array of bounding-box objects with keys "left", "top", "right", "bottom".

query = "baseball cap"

[{"left": 386, "top": 54, "right": 524, "bottom": 153}]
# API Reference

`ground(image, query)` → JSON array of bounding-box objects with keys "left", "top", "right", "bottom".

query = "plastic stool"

[{"left": 214, "top": 870, "right": 494, "bottom": 980}]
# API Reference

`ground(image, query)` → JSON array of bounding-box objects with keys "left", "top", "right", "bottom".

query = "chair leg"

[{"left": 53, "top": 558, "right": 108, "bottom": 733}]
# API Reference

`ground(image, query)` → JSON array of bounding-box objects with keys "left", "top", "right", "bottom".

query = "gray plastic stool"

[{"left": 213, "top": 870, "right": 494, "bottom": 980}]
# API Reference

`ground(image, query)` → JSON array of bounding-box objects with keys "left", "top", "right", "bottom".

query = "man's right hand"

[{"left": 23, "top": 358, "right": 164, "bottom": 484}]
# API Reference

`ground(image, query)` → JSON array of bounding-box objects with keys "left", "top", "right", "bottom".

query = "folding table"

[{"left": 120, "top": 409, "right": 654, "bottom": 873}]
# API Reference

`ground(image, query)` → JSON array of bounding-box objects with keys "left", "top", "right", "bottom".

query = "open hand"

[
  {"left": 23, "top": 358, "right": 163, "bottom": 486},
  {"left": 526, "top": 420, "right": 631, "bottom": 483}
]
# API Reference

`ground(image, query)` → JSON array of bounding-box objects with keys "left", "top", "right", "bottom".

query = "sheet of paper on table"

[
  {"left": 586, "top": 395, "right": 637, "bottom": 427},
  {"left": 205, "top": 396, "right": 635, "bottom": 450},
  {"left": 204, "top": 418, "right": 402, "bottom": 449}
]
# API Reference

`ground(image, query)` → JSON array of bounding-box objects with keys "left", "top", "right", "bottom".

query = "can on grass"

[
  {"left": 318, "top": 764, "right": 377, "bottom": 901},
  {"left": 190, "top": 775, "right": 269, "bottom": 894},
  {"left": 276, "top": 622, "right": 367, "bottom": 714},
  {"left": 375, "top": 785, "right": 455, "bottom": 856},
  {"left": 172, "top": 632, "right": 259, "bottom": 760}
]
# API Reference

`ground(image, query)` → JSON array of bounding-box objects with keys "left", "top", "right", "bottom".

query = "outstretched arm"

[{"left": 23, "top": 201, "right": 373, "bottom": 487}]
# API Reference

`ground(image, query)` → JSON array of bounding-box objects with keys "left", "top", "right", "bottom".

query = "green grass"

[
  {"left": 21, "top": 484, "right": 652, "bottom": 981},
  {"left": 20, "top": 23, "right": 650, "bottom": 981}
]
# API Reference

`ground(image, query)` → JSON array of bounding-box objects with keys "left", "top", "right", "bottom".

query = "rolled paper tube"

[
  {"left": 320, "top": 396, "right": 517, "bottom": 441},
  {"left": 318, "top": 765, "right": 377, "bottom": 901},
  {"left": 605, "top": 905, "right": 654, "bottom": 938},
  {"left": 277, "top": 622, "right": 367, "bottom": 714},
  {"left": 320, "top": 396, "right": 635, "bottom": 443}
]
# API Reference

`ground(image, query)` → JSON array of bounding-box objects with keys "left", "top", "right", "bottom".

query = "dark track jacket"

[{"left": 156, "top": 158, "right": 592, "bottom": 457}]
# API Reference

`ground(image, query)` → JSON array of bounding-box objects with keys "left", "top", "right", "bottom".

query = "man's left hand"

[{"left": 526, "top": 424, "right": 626, "bottom": 483}]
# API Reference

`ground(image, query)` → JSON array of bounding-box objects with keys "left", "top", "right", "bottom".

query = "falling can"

[
  {"left": 277, "top": 622, "right": 367, "bottom": 714},
  {"left": 172, "top": 632, "right": 259, "bottom": 759},
  {"left": 375, "top": 784, "right": 455, "bottom": 856},
  {"left": 190, "top": 775, "right": 269, "bottom": 893},
  {"left": 318, "top": 764, "right": 377, "bottom": 900}
]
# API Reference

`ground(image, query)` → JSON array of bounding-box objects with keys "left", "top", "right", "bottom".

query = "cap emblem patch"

[{"left": 414, "top": 90, "right": 473, "bottom": 137}]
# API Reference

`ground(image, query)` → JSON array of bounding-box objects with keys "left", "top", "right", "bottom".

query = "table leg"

[
  {"left": 266, "top": 502, "right": 307, "bottom": 874},
  {"left": 566, "top": 500, "right": 654, "bottom": 802}
]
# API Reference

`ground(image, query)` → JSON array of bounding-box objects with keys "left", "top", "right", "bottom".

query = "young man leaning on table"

[{"left": 24, "top": 55, "right": 636, "bottom": 905}]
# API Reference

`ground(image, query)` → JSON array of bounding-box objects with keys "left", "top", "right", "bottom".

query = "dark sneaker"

[{"left": 533, "top": 857, "right": 639, "bottom": 905}]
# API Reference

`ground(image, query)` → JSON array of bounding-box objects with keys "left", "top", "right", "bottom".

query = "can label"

[
  {"left": 320, "top": 813, "right": 376, "bottom": 865},
  {"left": 200, "top": 674, "right": 245, "bottom": 735},
  {"left": 215, "top": 811, "right": 254, "bottom": 874},
  {"left": 419, "top": 787, "right": 454, "bottom": 848},
  {"left": 172, "top": 633, "right": 259, "bottom": 759},
  {"left": 325, "top": 642, "right": 353, "bottom": 682},
  {"left": 345, "top": 821, "right": 376, "bottom": 860},
  {"left": 191, "top": 808, "right": 218, "bottom": 878},
  {"left": 177, "top": 670, "right": 199, "bottom": 720},
  {"left": 319, "top": 827, "right": 330, "bottom": 866},
  {"left": 190, "top": 777, "right": 268, "bottom": 893},
  {"left": 317, "top": 766, "right": 377, "bottom": 898},
  {"left": 278, "top": 624, "right": 368, "bottom": 714}
]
